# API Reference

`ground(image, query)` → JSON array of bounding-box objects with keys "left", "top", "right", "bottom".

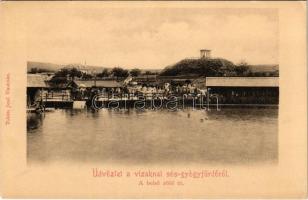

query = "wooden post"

[
  {"left": 207, "top": 88, "right": 211, "bottom": 111},
  {"left": 40, "top": 89, "right": 43, "bottom": 101}
]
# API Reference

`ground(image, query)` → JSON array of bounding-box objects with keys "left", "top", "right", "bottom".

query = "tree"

[
  {"left": 29, "top": 67, "right": 38, "bottom": 74},
  {"left": 70, "top": 67, "right": 83, "bottom": 79},
  {"left": 111, "top": 67, "right": 129, "bottom": 78},
  {"left": 82, "top": 73, "right": 93, "bottom": 80},
  {"left": 97, "top": 69, "right": 110, "bottom": 78},
  {"left": 55, "top": 68, "right": 70, "bottom": 77},
  {"left": 130, "top": 68, "right": 141, "bottom": 77},
  {"left": 235, "top": 61, "right": 250, "bottom": 76},
  {"left": 54, "top": 67, "right": 83, "bottom": 79}
]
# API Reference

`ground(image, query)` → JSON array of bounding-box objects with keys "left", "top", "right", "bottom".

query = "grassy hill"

[
  {"left": 160, "top": 58, "right": 237, "bottom": 77},
  {"left": 160, "top": 58, "right": 279, "bottom": 77}
]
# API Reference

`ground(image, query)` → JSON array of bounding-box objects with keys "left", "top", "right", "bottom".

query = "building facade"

[{"left": 205, "top": 77, "right": 279, "bottom": 104}]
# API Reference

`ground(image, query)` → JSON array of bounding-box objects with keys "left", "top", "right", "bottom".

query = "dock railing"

[{"left": 43, "top": 92, "right": 72, "bottom": 102}]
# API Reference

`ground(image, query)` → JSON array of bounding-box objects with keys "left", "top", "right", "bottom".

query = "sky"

[{"left": 20, "top": 4, "right": 279, "bottom": 69}]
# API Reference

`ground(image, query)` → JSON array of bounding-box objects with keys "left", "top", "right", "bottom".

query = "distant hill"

[
  {"left": 27, "top": 60, "right": 277, "bottom": 76},
  {"left": 160, "top": 58, "right": 236, "bottom": 77},
  {"left": 27, "top": 61, "right": 111, "bottom": 73},
  {"left": 249, "top": 64, "right": 279, "bottom": 72},
  {"left": 27, "top": 61, "right": 61, "bottom": 72},
  {"left": 27, "top": 61, "right": 162, "bottom": 74}
]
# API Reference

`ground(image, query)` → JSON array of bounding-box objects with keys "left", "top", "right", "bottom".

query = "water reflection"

[
  {"left": 27, "top": 108, "right": 278, "bottom": 165},
  {"left": 27, "top": 113, "right": 44, "bottom": 131}
]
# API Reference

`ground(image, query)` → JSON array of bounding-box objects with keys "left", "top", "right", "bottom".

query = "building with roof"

[
  {"left": 74, "top": 80, "right": 123, "bottom": 88},
  {"left": 71, "top": 80, "right": 124, "bottom": 100},
  {"left": 27, "top": 74, "right": 48, "bottom": 88},
  {"left": 205, "top": 77, "right": 279, "bottom": 104},
  {"left": 206, "top": 77, "right": 278, "bottom": 87},
  {"left": 132, "top": 75, "right": 158, "bottom": 86},
  {"left": 27, "top": 74, "right": 48, "bottom": 106}
]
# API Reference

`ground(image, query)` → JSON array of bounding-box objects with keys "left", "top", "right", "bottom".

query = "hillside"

[
  {"left": 27, "top": 61, "right": 161, "bottom": 74},
  {"left": 27, "top": 61, "right": 111, "bottom": 73},
  {"left": 27, "top": 61, "right": 61, "bottom": 72},
  {"left": 160, "top": 58, "right": 236, "bottom": 77},
  {"left": 160, "top": 58, "right": 279, "bottom": 77}
]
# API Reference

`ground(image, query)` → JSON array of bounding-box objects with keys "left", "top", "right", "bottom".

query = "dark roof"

[
  {"left": 27, "top": 74, "right": 47, "bottom": 88},
  {"left": 133, "top": 75, "right": 157, "bottom": 80},
  {"left": 75, "top": 80, "right": 123, "bottom": 88},
  {"left": 47, "top": 77, "right": 72, "bottom": 88},
  {"left": 206, "top": 77, "right": 279, "bottom": 87}
]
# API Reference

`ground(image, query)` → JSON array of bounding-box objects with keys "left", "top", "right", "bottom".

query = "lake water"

[{"left": 27, "top": 108, "right": 278, "bottom": 165}]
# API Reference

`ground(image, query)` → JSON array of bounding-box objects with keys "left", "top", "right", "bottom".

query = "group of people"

[{"left": 70, "top": 81, "right": 209, "bottom": 101}]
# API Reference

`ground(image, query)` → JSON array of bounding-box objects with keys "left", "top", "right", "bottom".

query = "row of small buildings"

[{"left": 27, "top": 74, "right": 279, "bottom": 106}]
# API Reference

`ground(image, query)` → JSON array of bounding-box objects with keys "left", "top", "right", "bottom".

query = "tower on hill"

[{"left": 200, "top": 49, "right": 211, "bottom": 59}]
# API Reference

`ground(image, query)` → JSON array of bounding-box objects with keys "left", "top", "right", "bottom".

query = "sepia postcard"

[{"left": 0, "top": 1, "right": 307, "bottom": 198}]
